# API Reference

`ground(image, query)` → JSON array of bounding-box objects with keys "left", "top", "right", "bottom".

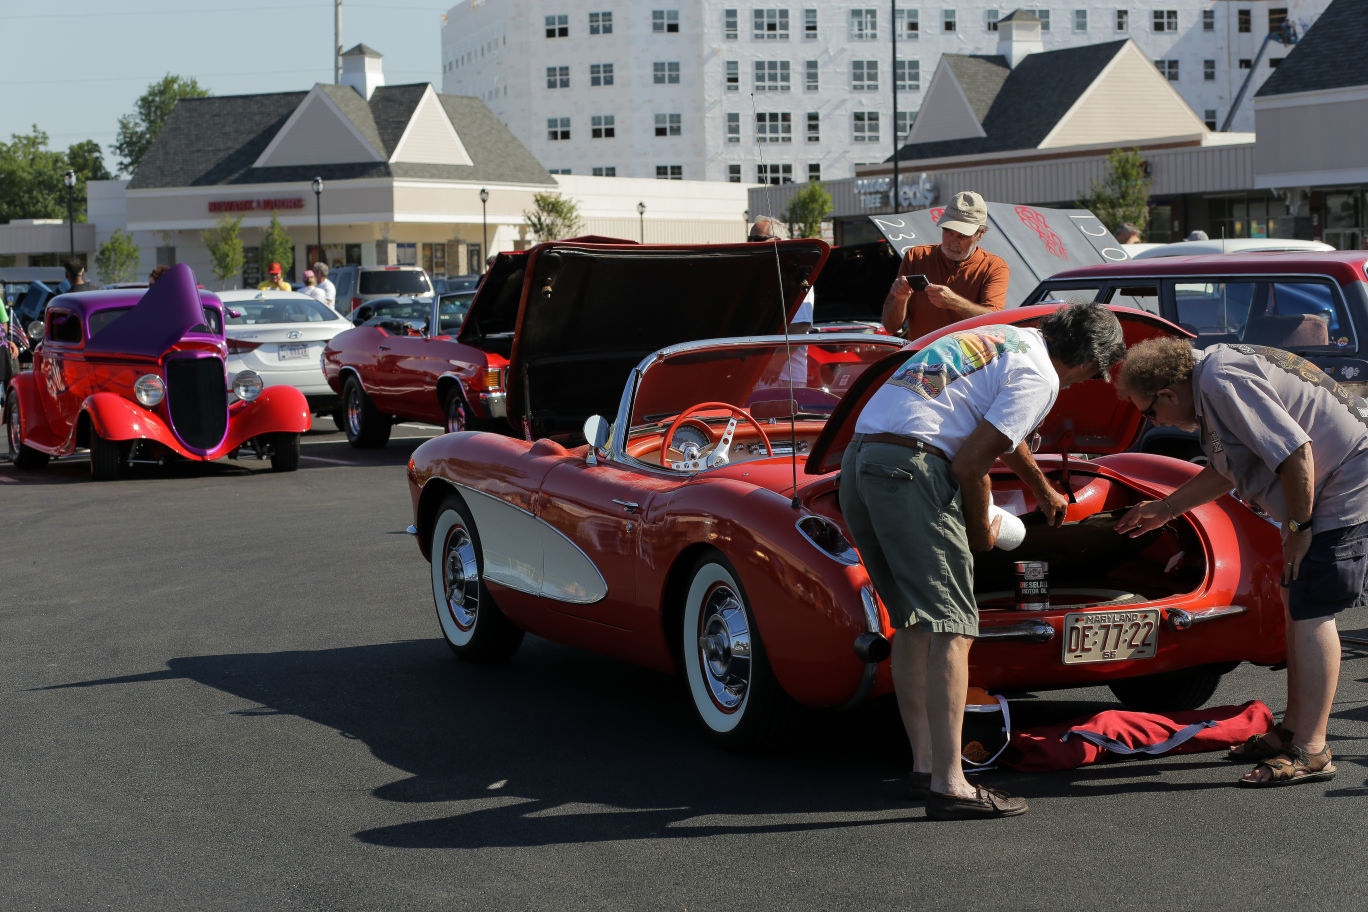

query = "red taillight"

[{"left": 227, "top": 339, "right": 260, "bottom": 354}]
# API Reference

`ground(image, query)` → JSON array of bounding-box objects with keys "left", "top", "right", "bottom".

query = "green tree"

[
  {"left": 258, "top": 211, "right": 294, "bottom": 278},
  {"left": 782, "top": 181, "right": 833, "bottom": 240},
  {"left": 114, "top": 74, "right": 210, "bottom": 176},
  {"left": 95, "top": 229, "right": 141, "bottom": 284},
  {"left": 1077, "top": 148, "right": 1151, "bottom": 238},
  {"left": 0, "top": 127, "right": 66, "bottom": 222},
  {"left": 201, "top": 215, "right": 245, "bottom": 289},
  {"left": 66, "top": 140, "right": 113, "bottom": 184},
  {"left": 522, "top": 192, "right": 584, "bottom": 242}
]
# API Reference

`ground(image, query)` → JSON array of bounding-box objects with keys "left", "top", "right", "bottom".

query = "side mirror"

[{"left": 583, "top": 415, "right": 610, "bottom": 465}]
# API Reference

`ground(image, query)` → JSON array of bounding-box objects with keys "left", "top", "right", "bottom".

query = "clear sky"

[{"left": 1, "top": 0, "right": 449, "bottom": 177}]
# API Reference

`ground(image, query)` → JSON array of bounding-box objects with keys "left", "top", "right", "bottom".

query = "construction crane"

[{"left": 1220, "top": 20, "right": 1299, "bottom": 132}]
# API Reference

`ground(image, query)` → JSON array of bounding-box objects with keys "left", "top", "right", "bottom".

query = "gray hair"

[
  {"left": 1038, "top": 301, "right": 1126, "bottom": 382},
  {"left": 312, "top": 261, "right": 329, "bottom": 277}
]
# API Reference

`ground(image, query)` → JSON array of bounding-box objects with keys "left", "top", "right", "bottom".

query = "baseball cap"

[
  {"left": 268, "top": 262, "right": 282, "bottom": 275},
  {"left": 303, "top": 269, "right": 315, "bottom": 279},
  {"left": 938, "top": 190, "right": 988, "bottom": 236}
]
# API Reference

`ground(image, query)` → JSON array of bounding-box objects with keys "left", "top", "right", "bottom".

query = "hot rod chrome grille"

[{"left": 166, "top": 356, "right": 228, "bottom": 451}]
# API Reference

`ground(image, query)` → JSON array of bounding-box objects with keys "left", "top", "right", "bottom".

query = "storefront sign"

[
  {"left": 208, "top": 197, "right": 305, "bottom": 213},
  {"left": 855, "top": 173, "right": 939, "bottom": 210}
]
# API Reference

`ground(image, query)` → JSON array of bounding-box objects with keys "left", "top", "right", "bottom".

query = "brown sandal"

[
  {"left": 1238, "top": 745, "right": 1337, "bottom": 788},
  {"left": 1227, "top": 724, "right": 1293, "bottom": 763}
]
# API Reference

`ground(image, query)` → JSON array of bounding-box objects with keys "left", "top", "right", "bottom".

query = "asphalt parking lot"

[{"left": 5, "top": 424, "right": 1368, "bottom": 912}]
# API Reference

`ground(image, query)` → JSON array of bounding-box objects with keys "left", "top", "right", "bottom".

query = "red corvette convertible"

[
  {"left": 5, "top": 265, "right": 310, "bottom": 481},
  {"left": 323, "top": 239, "right": 826, "bottom": 446},
  {"left": 406, "top": 304, "right": 1285, "bottom": 745}
]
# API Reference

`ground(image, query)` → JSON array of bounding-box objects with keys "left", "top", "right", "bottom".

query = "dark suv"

[
  {"left": 1021, "top": 251, "right": 1368, "bottom": 457},
  {"left": 329, "top": 266, "right": 434, "bottom": 317}
]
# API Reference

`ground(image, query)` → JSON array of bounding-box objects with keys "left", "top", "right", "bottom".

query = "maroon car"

[{"left": 322, "top": 239, "right": 829, "bottom": 447}]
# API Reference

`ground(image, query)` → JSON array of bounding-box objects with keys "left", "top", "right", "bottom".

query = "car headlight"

[
  {"left": 134, "top": 374, "right": 165, "bottom": 407},
  {"left": 232, "top": 370, "right": 264, "bottom": 402}
]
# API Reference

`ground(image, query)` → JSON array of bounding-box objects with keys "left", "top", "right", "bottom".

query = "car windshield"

[
  {"left": 359, "top": 270, "right": 431, "bottom": 295},
  {"left": 437, "top": 292, "right": 474, "bottom": 334},
  {"left": 365, "top": 300, "right": 430, "bottom": 323},
  {"left": 225, "top": 297, "right": 339, "bottom": 325},
  {"left": 87, "top": 305, "right": 222, "bottom": 337}
]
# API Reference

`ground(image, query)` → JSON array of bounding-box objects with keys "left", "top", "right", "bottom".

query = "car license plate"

[
  {"left": 279, "top": 342, "right": 309, "bottom": 361},
  {"left": 1062, "top": 608, "right": 1160, "bottom": 665}
]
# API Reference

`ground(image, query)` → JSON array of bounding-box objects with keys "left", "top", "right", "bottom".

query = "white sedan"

[{"left": 220, "top": 290, "right": 353, "bottom": 426}]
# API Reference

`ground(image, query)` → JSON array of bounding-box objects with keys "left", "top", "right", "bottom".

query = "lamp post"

[
  {"left": 744, "top": 208, "right": 750, "bottom": 238},
  {"left": 637, "top": 201, "right": 646, "bottom": 243},
  {"left": 63, "top": 169, "right": 76, "bottom": 259},
  {"left": 479, "top": 187, "right": 489, "bottom": 270},
  {"left": 311, "top": 176, "right": 323, "bottom": 264}
]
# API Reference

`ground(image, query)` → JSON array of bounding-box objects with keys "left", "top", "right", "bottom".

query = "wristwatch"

[{"left": 1287, "top": 515, "right": 1312, "bottom": 533}]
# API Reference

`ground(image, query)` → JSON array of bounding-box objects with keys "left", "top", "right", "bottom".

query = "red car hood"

[
  {"left": 805, "top": 304, "right": 1191, "bottom": 474},
  {"left": 473, "top": 239, "right": 828, "bottom": 439}
]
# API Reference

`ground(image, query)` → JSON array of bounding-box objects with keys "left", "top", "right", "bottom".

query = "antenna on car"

[{"left": 750, "top": 92, "right": 802, "bottom": 509}]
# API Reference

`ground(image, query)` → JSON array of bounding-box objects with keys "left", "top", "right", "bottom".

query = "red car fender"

[
  {"left": 6, "top": 370, "right": 65, "bottom": 453},
  {"left": 220, "top": 386, "right": 311, "bottom": 452},
  {"left": 84, "top": 392, "right": 178, "bottom": 450}
]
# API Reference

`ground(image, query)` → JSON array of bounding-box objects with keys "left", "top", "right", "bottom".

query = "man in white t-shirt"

[
  {"left": 312, "top": 261, "right": 337, "bottom": 311},
  {"left": 839, "top": 301, "right": 1125, "bottom": 820}
]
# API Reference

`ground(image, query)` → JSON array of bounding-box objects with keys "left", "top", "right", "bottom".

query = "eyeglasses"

[{"left": 1140, "top": 392, "right": 1160, "bottom": 420}]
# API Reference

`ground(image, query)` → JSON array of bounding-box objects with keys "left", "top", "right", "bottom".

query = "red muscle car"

[
  {"left": 322, "top": 239, "right": 828, "bottom": 446},
  {"left": 5, "top": 265, "right": 310, "bottom": 480},
  {"left": 404, "top": 302, "right": 1284, "bottom": 746}
]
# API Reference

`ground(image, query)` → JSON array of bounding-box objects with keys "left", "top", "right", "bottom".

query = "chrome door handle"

[{"left": 612, "top": 499, "right": 639, "bottom": 513}]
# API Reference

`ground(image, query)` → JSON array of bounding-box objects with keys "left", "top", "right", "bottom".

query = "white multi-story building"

[{"left": 440, "top": 2, "right": 1330, "bottom": 185}]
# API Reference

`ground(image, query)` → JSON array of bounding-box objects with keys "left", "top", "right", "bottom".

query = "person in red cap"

[{"left": 258, "top": 262, "right": 292, "bottom": 292}]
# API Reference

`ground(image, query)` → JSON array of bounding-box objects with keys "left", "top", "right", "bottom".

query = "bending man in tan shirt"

[{"left": 882, "top": 190, "right": 1010, "bottom": 340}]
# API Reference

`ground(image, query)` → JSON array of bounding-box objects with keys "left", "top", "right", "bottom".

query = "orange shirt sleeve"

[{"left": 978, "top": 255, "right": 1009, "bottom": 312}]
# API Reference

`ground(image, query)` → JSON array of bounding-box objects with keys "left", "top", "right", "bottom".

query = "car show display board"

[{"left": 869, "top": 204, "right": 1128, "bottom": 307}]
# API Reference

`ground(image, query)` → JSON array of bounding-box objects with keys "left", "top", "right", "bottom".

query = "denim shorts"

[
  {"left": 1288, "top": 521, "right": 1368, "bottom": 620},
  {"left": 839, "top": 439, "right": 977, "bottom": 636}
]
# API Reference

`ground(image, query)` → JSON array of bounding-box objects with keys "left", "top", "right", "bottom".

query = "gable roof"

[
  {"left": 1256, "top": 0, "right": 1368, "bottom": 97},
  {"left": 128, "top": 83, "right": 553, "bottom": 189},
  {"left": 943, "top": 55, "right": 1012, "bottom": 123}
]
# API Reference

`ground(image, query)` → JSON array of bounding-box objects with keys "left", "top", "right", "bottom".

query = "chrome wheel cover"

[
  {"left": 346, "top": 384, "right": 363, "bottom": 437},
  {"left": 445, "top": 396, "right": 466, "bottom": 433},
  {"left": 7, "top": 401, "right": 19, "bottom": 455},
  {"left": 441, "top": 522, "right": 481, "bottom": 631},
  {"left": 696, "top": 582, "right": 753, "bottom": 712}
]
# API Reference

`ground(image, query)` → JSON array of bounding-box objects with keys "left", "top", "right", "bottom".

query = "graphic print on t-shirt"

[
  {"left": 887, "top": 327, "right": 1031, "bottom": 400},
  {"left": 1236, "top": 344, "right": 1368, "bottom": 428}
]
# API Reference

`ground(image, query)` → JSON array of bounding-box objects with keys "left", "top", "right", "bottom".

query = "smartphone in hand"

[{"left": 906, "top": 274, "right": 930, "bottom": 292}]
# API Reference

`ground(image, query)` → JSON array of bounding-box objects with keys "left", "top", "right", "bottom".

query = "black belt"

[{"left": 851, "top": 432, "right": 950, "bottom": 462}]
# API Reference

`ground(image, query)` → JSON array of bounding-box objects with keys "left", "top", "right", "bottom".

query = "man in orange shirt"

[{"left": 881, "top": 190, "right": 1010, "bottom": 340}]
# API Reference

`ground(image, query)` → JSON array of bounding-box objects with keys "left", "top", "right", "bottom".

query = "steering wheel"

[{"left": 662, "top": 402, "right": 774, "bottom": 470}]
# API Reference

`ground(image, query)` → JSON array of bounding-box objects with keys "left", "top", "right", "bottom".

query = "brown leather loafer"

[{"left": 927, "top": 786, "right": 1028, "bottom": 820}]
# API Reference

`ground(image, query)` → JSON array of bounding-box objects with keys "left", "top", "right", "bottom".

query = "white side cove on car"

[{"left": 455, "top": 483, "right": 608, "bottom": 604}]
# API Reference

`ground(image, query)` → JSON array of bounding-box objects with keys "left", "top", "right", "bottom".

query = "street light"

[
  {"left": 744, "top": 208, "right": 750, "bottom": 238},
  {"left": 63, "top": 169, "right": 76, "bottom": 259},
  {"left": 311, "top": 177, "right": 323, "bottom": 264},
  {"left": 479, "top": 187, "right": 489, "bottom": 270},
  {"left": 637, "top": 201, "right": 646, "bottom": 243}
]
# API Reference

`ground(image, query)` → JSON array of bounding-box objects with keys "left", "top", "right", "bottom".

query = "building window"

[
  {"left": 1202, "top": 9, "right": 1214, "bottom": 31},
  {"left": 656, "top": 165, "right": 682, "bottom": 180},
  {"left": 591, "top": 114, "right": 615, "bottom": 138},
  {"left": 1239, "top": 58, "right": 1252, "bottom": 70},
  {"left": 653, "top": 9, "right": 679, "bottom": 32},
  {"left": 757, "top": 163, "right": 793, "bottom": 184},
  {"left": 850, "top": 8, "right": 877, "bottom": 40},
  {"left": 851, "top": 60, "right": 878, "bottom": 91},
  {"left": 806, "top": 111, "right": 820, "bottom": 142},
  {"left": 591, "top": 166, "right": 617, "bottom": 176},
  {"left": 808, "top": 163, "right": 821, "bottom": 182},
  {"left": 853, "top": 110, "right": 880, "bottom": 142},
  {"left": 804, "top": 8, "right": 818, "bottom": 38},
  {"left": 654, "top": 113, "right": 682, "bottom": 137},
  {"left": 728, "top": 164, "right": 742, "bottom": 183},
  {"left": 756, "top": 111, "right": 792, "bottom": 143},
  {"left": 547, "top": 117, "right": 570, "bottom": 140},
  {"left": 547, "top": 168, "right": 571, "bottom": 175},
  {"left": 1116, "top": 10, "right": 1128, "bottom": 32},
  {"left": 588, "top": 11, "right": 612, "bottom": 34},
  {"left": 986, "top": 9, "right": 1000, "bottom": 31},
  {"left": 804, "top": 59, "right": 819, "bottom": 91},
  {"left": 895, "top": 8, "right": 919, "bottom": 38},
  {"left": 727, "top": 112, "right": 741, "bottom": 143},
  {"left": 755, "top": 59, "right": 791, "bottom": 91},
  {"left": 1238, "top": 10, "right": 1251, "bottom": 32},
  {"left": 1203, "top": 109, "right": 1217, "bottom": 130},
  {"left": 545, "top": 14, "right": 568, "bottom": 38},
  {"left": 943, "top": 9, "right": 956, "bottom": 31},
  {"left": 1152, "top": 10, "right": 1178, "bottom": 32},
  {"left": 653, "top": 61, "right": 681, "bottom": 84},
  {"left": 754, "top": 9, "right": 790, "bottom": 39},
  {"left": 895, "top": 58, "right": 920, "bottom": 90},
  {"left": 896, "top": 110, "right": 914, "bottom": 143},
  {"left": 1269, "top": 57, "right": 1283, "bottom": 68},
  {"left": 1154, "top": 59, "right": 1179, "bottom": 81},
  {"left": 1073, "top": 10, "right": 1087, "bottom": 31},
  {"left": 546, "top": 65, "right": 569, "bottom": 89},
  {"left": 725, "top": 60, "right": 739, "bottom": 91},
  {"left": 1028, "top": 8, "right": 1050, "bottom": 30},
  {"left": 1204, "top": 59, "right": 1215, "bottom": 81},
  {"left": 724, "top": 8, "right": 738, "bottom": 39},
  {"left": 590, "top": 63, "right": 614, "bottom": 86}
]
